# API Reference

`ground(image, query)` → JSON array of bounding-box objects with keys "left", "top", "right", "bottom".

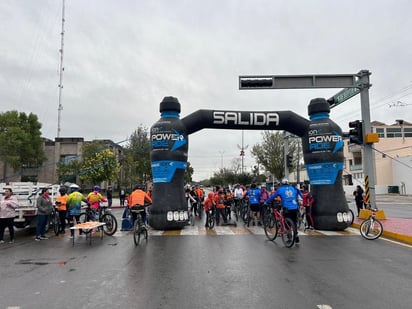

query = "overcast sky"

[{"left": 1, "top": 0, "right": 412, "bottom": 181}]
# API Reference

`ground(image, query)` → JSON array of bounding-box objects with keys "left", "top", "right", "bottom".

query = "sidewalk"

[
  {"left": 350, "top": 194, "right": 412, "bottom": 244},
  {"left": 352, "top": 217, "right": 412, "bottom": 244}
]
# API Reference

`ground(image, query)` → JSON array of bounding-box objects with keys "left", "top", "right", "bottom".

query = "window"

[
  {"left": 375, "top": 128, "right": 385, "bottom": 138},
  {"left": 404, "top": 128, "right": 412, "bottom": 137},
  {"left": 386, "top": 128, "right": 402, "bottom": 138}
]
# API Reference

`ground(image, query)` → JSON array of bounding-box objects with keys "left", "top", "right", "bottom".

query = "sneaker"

[
  {"left": 35, "top": 237, "right": 41, "bottom": 241},
  {"left": 39, "top": 236, "right": 48, "bottom": 240},
  {"left": 295, "top": 236, "right": 300, "bottom": 244},
  {"left": 9, "top": 240, "right": 14, "bottom": 244},
  {"left": 0, "top": 240, "right": 4, "bottom": 244}
]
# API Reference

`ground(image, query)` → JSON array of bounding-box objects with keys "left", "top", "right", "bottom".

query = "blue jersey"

[
  {"left": 266, "top": 185, "right": 302, "bottom": 210},
  {"left": 245, "top": 188, "right": 261, "bottom": 205}
]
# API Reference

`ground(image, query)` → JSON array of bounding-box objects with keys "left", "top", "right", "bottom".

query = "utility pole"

[
  {"left": 237, "top": 130, "right": 248, "bottom": 174},
  {"left": 218, "top": 150, "right": 225, "bottom": 169},
  {"left": 57, "top": 0, "right": 66, "bottom": 138}
]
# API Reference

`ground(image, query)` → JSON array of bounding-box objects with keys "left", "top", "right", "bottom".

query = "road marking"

[
  {"left": 317, "top": 305, "right": 333, "bottom": 309},
  {"left": 112, "top": 226, "right": 360, "bottom": 237}
]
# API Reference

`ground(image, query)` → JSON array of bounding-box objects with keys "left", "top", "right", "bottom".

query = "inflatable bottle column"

[
  {"left": 302, "top": 98, "right": 351, "bottom": 230},
  {"left": 149, "top": 96, "right": 188, "bottom": 230}
]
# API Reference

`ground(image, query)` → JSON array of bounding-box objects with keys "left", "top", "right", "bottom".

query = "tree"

[
  {"left": 184, "top": 161, "right": 194, "bottom": 184},
  {"left": 56, "top": 157, "right": 82, "bottom": 184},
  {"left": 79, "top": 141, "right": 120, "bottom": 185},
  {"left": 251, "top": 131, "right": 298, "bottom": 180},
  {"left": 0, "top": 111, "right": 46, "bottom": 181},
  {"left": 122, "top": 126, "right": 151, "bottom": 189}
]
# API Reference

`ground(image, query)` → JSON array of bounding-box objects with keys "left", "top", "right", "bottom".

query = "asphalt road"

[{"left": 1, "top": 210, "right": 412, "bottom": 309}]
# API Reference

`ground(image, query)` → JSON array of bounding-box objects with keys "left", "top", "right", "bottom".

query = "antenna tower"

[{"left": 57, "top": 0, "right": 66, "bottom": 137}]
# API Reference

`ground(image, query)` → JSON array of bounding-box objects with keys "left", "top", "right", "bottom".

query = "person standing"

[
  {"left": 214, "top": 189, "right": 227, "bottom": 226},
  {"left": 0, "top": 187, "right": 19, "bottom": 244},
  {"left": 66, "top": 185, "right": 89, "bottom": 238},
  {"left": 55, "top": 187, "right": 68, "bottom": 234},
  {"left": 106, "top": 186, "right": 113, "bottom": 207},
  {"left": 35, "top": 188, "right": 53, "bottom": 241},
  {"left": 302, "top": 185, "right": 315, "bottom": 230},
  {"left": 119, "top": 188, "right": 126, "bottom": 206},
  {"left": 243, "top": 183, "right": 261, "bottom": 227},
  {"left": 353, "top": 185, "right": 365, "bottom": 217}
]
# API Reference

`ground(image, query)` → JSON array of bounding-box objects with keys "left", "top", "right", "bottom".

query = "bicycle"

[
  {"left": 205, "top": 206, "right": 216, "bottom": 229},
  {"left": 232, "top": 197, "right": 242, "bottom": 222},
  {"left": 45, "top": 207, "right": 61, "bottom": 236},
  {"left": 359, "top": 205, "right": 383, "bottom": 240},
  {"left": 187, "top": 203, "right": 195, "bottom": 226},
  {"left": 263, "top": 202, "right": 296, "bottom": 248},
  {"left": 131, "top": 204, "right": 150, "bottom": 246},
  {"left": 78, "top": 204, "right": 118, "bottom": 236}
]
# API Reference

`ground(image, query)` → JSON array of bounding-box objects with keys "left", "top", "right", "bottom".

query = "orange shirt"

[
  {"left": 214, "top": 193, "right": 226, "bottom": 209},
  {"left": 128, "top": 189, "right": 152, "bottom": 208},
  {"left": 56, "top": 195, "right": 67, "bottom": 211}
]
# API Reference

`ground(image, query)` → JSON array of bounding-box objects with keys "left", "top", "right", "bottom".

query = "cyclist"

[
  {"left": 265, "top": 179, "right": 302, "bottom": 243},
  {"left": 87, "top": 186, "right": 107, "bottom": 211},
  {"left": 243, "top": 183, "right": 261, "bottom": 226},
  {"left": 214, "top": 189, "right": 227, "bottom": 226},
  {"left": 203, "top": 192, "right": 215, "bottom": 228},
  {"left": 55, "top": 187, "right": 68, "bottom": 234},
  {"left": 302, "top": 185, "right": 315, "bottom": 230},
  {"left": 128, "top": 185, "right": 152, "bottom": 225},
  {"left": 66, "top": 184, "right": 89, "bottom": 238}
]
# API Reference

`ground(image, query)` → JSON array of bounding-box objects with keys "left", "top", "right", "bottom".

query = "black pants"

[
  {"left": 0, "top": 217, "right": 15, "bottom": 241},
  {"left": 58, "top": 210, "right": 67, "bottom": 232},
  {"left": 216, "top": 208, "right": 227, "bottom": 225},
  {"left": 355, "top": 200, "right": 364, "bottom": 216},
  {"left": 284, "top": 209, "right": 299, "bottom": 237}
]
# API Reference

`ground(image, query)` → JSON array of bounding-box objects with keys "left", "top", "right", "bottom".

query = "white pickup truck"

[{"left": 1, "top": 182, "right": 59, "bottom": 229}]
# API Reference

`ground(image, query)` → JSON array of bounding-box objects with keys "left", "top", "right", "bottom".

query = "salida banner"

[{"left": 149, "top": 96, "right": 351, "bottom": 231}]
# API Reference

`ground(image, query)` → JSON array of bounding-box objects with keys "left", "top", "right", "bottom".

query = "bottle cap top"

[
  {"left": 308, "top": 98, "right": 330, "bottom": 116},
  {"left": 160, "top": 96, "right": 181, "bottom": 113}
]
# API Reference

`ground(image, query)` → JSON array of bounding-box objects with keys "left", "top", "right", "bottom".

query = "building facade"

[
  {"left": 343, "top": 120, "right": 412, "bottom": 194},
  {"left": 0, "top": 137, "right": 124, "bottom": 190}
]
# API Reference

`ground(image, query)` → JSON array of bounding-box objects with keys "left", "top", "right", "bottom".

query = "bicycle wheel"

[
  {"left": 297, "top": 209, "right": 304, "bottom": 230},
  {"left": 281, "top": 218, "right": 296, "bottom": 248},
  {"left": 78, "top": 212, "right": 94, "bottom": 234},
  {"left": 360, "top": 218, "right": 383, "bottom": 240},
  {"left": 133, "top": 220, "right": 141, "bottom": 246},
  {"left": 53, "top": 211, "right": 60, "bottom": 235},
  {"left": 101, "top": 213, "right": 118, "bottom": 236},
  {"left": 207, "top": 211, "right": 215, "bottom": 229},
  {"left": 263, "top": 212, "right": 278, "bottom": 241}
]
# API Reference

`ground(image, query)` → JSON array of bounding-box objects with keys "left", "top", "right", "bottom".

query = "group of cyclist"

[
  {"left": 51, "top": 184, "right": 111, "bottom": 239},
  {"left": 188, "top": 180, "right": 315, "bottom": 244}
]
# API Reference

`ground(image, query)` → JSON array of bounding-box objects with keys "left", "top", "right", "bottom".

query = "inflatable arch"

[{"left": 149, "top": 96, "right": 351, "bottom": 231}]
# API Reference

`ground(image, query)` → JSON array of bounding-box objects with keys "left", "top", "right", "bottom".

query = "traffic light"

[
  {"left": 348, "top": 120, "right": 363, "bottom": 144},
  {"left": 286, "top": 154, "right": 293, "bottom": 167},
  {"left": 239, "top": 78, "right": 273, "bottom": 89}
]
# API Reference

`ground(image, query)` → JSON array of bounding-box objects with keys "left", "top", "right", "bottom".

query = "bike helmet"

[
  {"left": 69, "top": 184, "right": 80, "bottom": 192},
  {"left": 281, "top": 178, "right": 289, "bottom": 185},
  {"left": 93, "top": 185, "right": 101, "bottom": 192}
]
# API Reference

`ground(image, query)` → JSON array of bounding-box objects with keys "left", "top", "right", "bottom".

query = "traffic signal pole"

[{"left": 358, "top": 70, "right": 376, "bottom": 207}]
